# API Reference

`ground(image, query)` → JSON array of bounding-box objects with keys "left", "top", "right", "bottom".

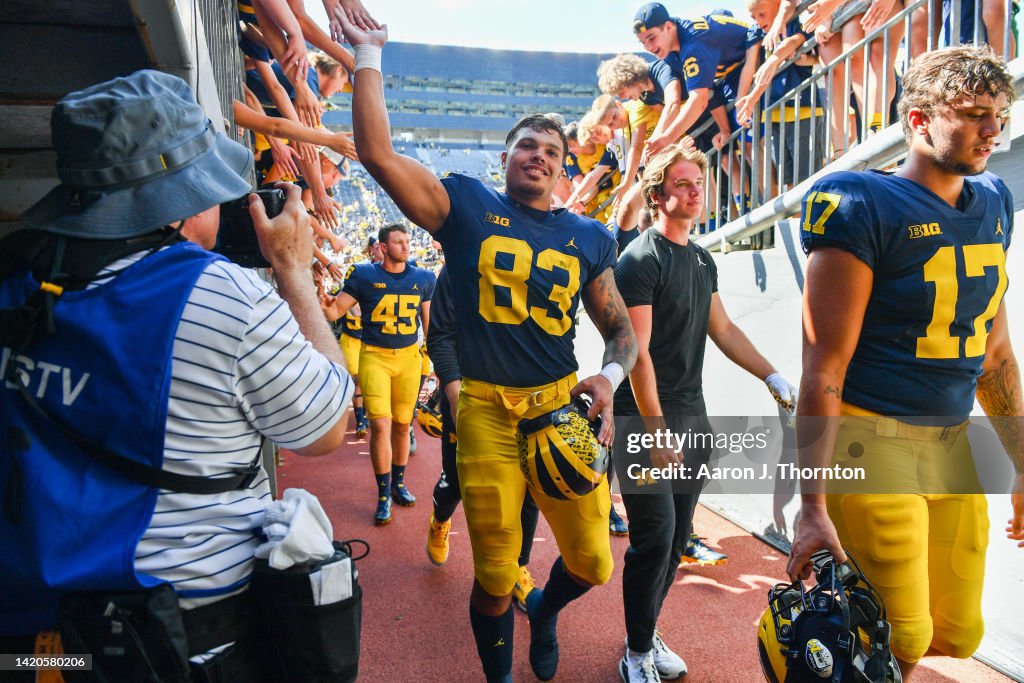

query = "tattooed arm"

[
  {"left": 978, "top": 303, "right": 1024, "bottom": 547},
  {"left": 575, "top": 267, "right": 638, "bottom": 446},
  {"left": 788, "top": 247, "right": 873, "bottom": 580}
]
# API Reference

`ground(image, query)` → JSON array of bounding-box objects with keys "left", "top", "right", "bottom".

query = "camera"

[{"left": 214, "top": 188, "right": 286, "bottom": 268}]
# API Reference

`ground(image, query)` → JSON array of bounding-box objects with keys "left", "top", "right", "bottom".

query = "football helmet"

[
  {"left": 416, "top": 386, "right": 444, "bottom": 439},
  {"left": 516, "top": 396, "right": 608, "bottom": 500},
  {"left": 758, "top": 550, "right": 902, "bottom": 683}
]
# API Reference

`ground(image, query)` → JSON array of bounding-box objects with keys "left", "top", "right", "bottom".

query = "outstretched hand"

[
  {"left": 336, "top": 9, "right": 388, "bottom": 47},
  {"left": 802, "top": 0, "right": 844, "bottom": 32},
  {"left": 859, "top": 0, "right": 899, "bottom": 33},
  {"left": 325, "top": 0, "right": 381, "bottom": 44}
]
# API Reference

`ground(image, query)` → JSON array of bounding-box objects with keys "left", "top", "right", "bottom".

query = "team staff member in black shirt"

[{"left": 612, "top": 143, "right": 797, "bottom": 682}]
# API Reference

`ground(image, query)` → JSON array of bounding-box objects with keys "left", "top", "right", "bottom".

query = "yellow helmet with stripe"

[{"left": 516, "top": 397, "right": 608, "bottom": 500}]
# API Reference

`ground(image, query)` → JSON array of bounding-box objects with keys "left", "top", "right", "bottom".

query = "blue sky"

[{"left": 305, "top": 0, "right": 752, "bottom": 54}]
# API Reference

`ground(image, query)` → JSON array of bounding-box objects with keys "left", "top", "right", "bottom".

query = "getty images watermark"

[
  {"left": 611, "top": 415, "right": 1021, "bottom": 496},
  {"left": 623, "top": 427, "right": 865, "bottom": 483}
]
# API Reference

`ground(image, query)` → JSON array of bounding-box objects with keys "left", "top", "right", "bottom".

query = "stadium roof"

[{"left": 382, "top": 41, "right": 617, "bottom": 84}]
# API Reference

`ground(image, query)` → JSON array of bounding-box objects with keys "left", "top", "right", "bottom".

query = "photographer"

[{"left": 0, "top": 70, "right": 353, "bottom": 680}]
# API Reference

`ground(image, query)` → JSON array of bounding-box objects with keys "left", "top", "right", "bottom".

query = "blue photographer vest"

[{"left": 0, "top": 242, "right": 223, "bottom": 634}]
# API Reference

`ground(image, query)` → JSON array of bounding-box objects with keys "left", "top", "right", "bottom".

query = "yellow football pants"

[
  {"left": 359, "top": 343, "right": 421, "bottom": 422},
  {"left": 339, "top": 332, "right": 361, "bottom": 377},
  {"left": 827, "top": 411, "right": 988, "bottom": 663},
  {"left": 456, "top": 375, "right": 613, "bottom": 597}
]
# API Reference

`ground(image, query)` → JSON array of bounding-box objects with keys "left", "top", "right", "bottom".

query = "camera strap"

[
  {"left": 7, "top": 362, "right": 264, "bottom": 494},
  {"left": 2, "top": 230, "right": 264, "bottom": 495}
]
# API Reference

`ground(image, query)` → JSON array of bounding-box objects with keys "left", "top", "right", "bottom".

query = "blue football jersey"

[
  {"left": 652, "top": 55, "right": 727, "bottom": 111},
  {"left": 436, "top": 174, "right": 617, "bottom": 387},
  {"left": 564, "top": 146, "right": 617, "bottom": 180},
  {"left": 342, "top": 262, "right": 435, "bottom": 348},
  {"left": 649, "top": 58, "right": 683, "bottom": 103},
  {"left": 801, "top": 170, "right": 1013, "bottom": 421},
  {"left": 671, "top": 14, "right": 751, "bottom": 94},
  {"left": 339, "top": 306, "right": 362, "bottom": 339}
]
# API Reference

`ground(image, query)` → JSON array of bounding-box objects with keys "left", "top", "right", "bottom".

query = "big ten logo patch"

[
  {"left": 908, "top": 222, "right": 942, "bottom": 239},
  {"left": 484, "top": 212, "right": 510, "bottom": 228}
]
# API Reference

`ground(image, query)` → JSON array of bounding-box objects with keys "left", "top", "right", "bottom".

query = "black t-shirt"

[{"left": 613, "top": 228, "right": 718, "bottom": 416}]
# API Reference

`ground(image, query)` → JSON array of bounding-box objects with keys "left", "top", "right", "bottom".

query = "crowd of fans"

[{"left": 231, "top": 0, "right": 1017, "bottom": 287}]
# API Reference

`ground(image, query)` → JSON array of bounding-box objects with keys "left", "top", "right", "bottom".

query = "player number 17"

[{"left": 918, "top": 244, "right": 1007, "bottom": 359}]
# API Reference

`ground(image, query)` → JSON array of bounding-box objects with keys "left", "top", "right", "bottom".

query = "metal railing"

[
  {"left": 697, "top": 53, "right": 1024, "bottom": 252},
  {"left": 692, "top": 0, "right": 1019, "bottom": 248}
]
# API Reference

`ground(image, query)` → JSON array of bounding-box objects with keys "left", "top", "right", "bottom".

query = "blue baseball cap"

[{"left": 633, "top": 3, "right": 671, "bottom": 33}]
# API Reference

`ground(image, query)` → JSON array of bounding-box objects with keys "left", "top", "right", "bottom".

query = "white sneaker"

[
  {"left": 619, "top": 649, "right": 660, "bottom": 683},
  {"left": 651, "top": 630, "right": 687, "bottom": 679}
]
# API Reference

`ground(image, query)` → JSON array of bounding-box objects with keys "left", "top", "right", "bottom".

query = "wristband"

[
  {"left": 599, "top": 362, "right": 625, "bottom": 393},
  {"left": 354, "top": 44, "right": 382, "bottom": 73}
]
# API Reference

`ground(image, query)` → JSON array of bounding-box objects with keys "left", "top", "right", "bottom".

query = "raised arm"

[
  {"left": 646, "top": 87, "right": 710, "bottom": 159},
  {"left": 287, "top": 0, "right": 355, "bottom": 71},
  {"left": 340, "top": 16, "right": 451, "bottom": 232},
  {"left": 565, "top": 164, "right": 613, "bottom": 209},
  {"left": 233, "top": 99, "right": 358, "bottom": 160},
  {"left": 787, "top": 246, "right": 872, "bottom": 580},
  {"left": 321, "top": 290, "right": 358, "bottom": 322},
  {"left": 253, "top": 0, "right": 308, "bottom": 79},
  {"left": 577, "top": 267, "right": 639, "bottom": 445},
  {"left": 250, "top": 183, "right": 350, "bottom": 454}
]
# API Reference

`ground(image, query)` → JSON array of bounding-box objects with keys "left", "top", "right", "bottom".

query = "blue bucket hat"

[{"left": 22, "top": 69, "right": 253, "bottom": 239}]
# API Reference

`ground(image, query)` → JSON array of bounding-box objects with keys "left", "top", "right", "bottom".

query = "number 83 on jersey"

[{"left": 477, "top": 235, "right": 581, "bottom": 337}]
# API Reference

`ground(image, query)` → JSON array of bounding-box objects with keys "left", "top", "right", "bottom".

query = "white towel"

[{"left": 255, "top": 488, "right": 335, "bottom": 570}]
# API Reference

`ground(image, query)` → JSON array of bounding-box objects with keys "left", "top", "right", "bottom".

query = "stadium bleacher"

[{"left": 323, "top": 42, "right": 611, "bottom": 139}]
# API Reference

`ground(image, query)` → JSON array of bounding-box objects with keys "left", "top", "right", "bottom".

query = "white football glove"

[{"left": 765, "top": 372, "right": 798, "bottom": 416}]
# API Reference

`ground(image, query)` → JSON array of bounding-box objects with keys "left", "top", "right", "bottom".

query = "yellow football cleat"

[
  {"left": 512, "top": 565, "right": 537, "bottom": 612},
  {"left": 426, "top": 514, "right": 451, "bottom": 566}
]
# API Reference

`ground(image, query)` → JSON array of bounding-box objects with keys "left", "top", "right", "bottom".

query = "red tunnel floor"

[{"left": 278, "top": 418, "right": 1010, "bottom": 683}]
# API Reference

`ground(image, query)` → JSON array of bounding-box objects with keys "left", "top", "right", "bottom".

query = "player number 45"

[{"left": 371, "top": 294, "right": 419, "bottom": 335}]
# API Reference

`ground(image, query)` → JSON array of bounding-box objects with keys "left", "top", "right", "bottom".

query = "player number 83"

[{"left": 478, "top": 235, "right": 580, "bottom": 336}]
